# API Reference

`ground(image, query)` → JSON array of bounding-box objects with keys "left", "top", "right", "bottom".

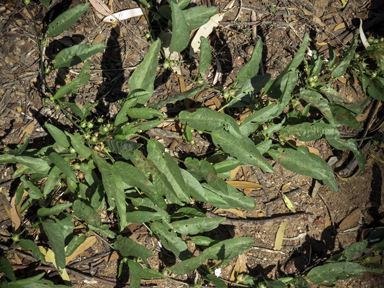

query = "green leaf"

[
  {"left": 114, "top": 97, "right": 138, "bottom": 127},
  {"left": 179, "top": 108, "right": 241, "bottom": 136},
  {"left": 46, "top": 3, "right": 89, "bottom": 37},
  {"left": 328, "top": 44, "right": 336, "bottom": 67},
  {"left": 2, "top": 273, "right": 46, "bottom": 287},
  {"left": 268, "top": 146, "right": 338, "bottom": 192},
  {"left": 53, "top": 61, "right": 91, "bottom": 100},
  {"left": 328, "top": 240, "right": 368, "bottom": 262},
  {"left": 92, "top": 152, "right": 126, "bottom": 231},
  {"left": 169, "top": 1, "right": 190, "bottom": 53},
  {"left": 213, "top": 160, "right": 241, "bottom": 175},
  {"left": 73, "top": 199, "right": 102, "bottom": 228},
  {"left": 127, "top": 260, "right": 142, "bottom": 288},
  {"left": 19, "top": 239, "right": 47, "bottom": 265},
  {"left": 331, "top": 33, "right": 358, "bottom": 78},
  {"left": 172, "top": 207, "right": 206, "bottom": 219},
  {"left": 66, "top": 132, "right": 92, "bottom": 159},
  {"left": 38, "top": 0, "right": 50, "bottom": 8},
  {"left": 65, "top": 236, "right": 86, "bottom": 258},
  {"left": 0, "top": 154, "right": 50, "bottom": 175},
  {"left": 62, "top": 102, "right": 83, "bottom": 119},
  {"left": 151, "top": 85, "right": 205, "bottom": 110},
  {"left": 15, "top": 182, "right": 26, "bottom": 206},
  {"left": 37, "top": 203, "right": 72, "bottom": 217},
  {"left": 199, "top": 37, "right": 211, "bottom": 74},
  {"left": 54, "top": 43, "right": 106, "bottom": 69},
  {"left": 45, "top": 123, "right": 70, "bottom": 147},
  {"left": 185, "top": 157, "right": 216, "bottom": 181},
  {"left": 129, "top": 39, "right": 161, "bottom": 104},
  {"left": 330, "top": 105, "right": 363, "bottom": 130},
  {"left": 0, "top": 256, "right": 16, "bottom": 281},
  {"left": 307, "top": 262, "right": 366, "bottom": 287},
  {"left": 326, "top": 137, "right": 366, "bottom": 171},
  {"left": 106, "top": 139, "right": 142, "bottom": 154},
  {"left": 21, "top": 175, "right": 43, "bottom": 199},
  {"left": 127, "top": 108, "right": 164, "bottom": 119},
  {"left": 114, "top": 235, "right": 153, "bottom": 258},
  {"left": 3, "top": 136, "right": 30, "bottom": 155},
  {"left": 235, "top": 38, "right": 263, "bottom": 88},
  {"left": 114, "top": 161, "right": 167, "bottom": 209},
  {"left": 299, "top": 89, "right": 335, "bottom": 125},
  {"left": 183, "top": 6, "right": 218, "bottom": 31},
  {"left": 177, "top": 0, "right": 190, "bottom": 9},
  {"left": 151, "top": 171, "right": 183, "bottom": 206},
  {"left": 367, "top": 77, "right": 384, "bottom": 101},
  {"left": 205, "top": 274, "right": 227, "bottom": 288},
  {"left": 151, "top": 222, "right": 191, "bottom": 260},
  {"left": 47, "top": 148, "right": 77, "bottom": 182},
  {"left": 181, "top": 169, "right": 231, "bottom": 208},
  {"left": 147, "top": 139, "right": 191, "bottom": 202},
  {"left": 212, "top": 129, "right": 273, "bottom": 173},
  {"left": 172, "top": 217, "right": 224, "bottom": 235},
  {"left": 190, "top": 236, "right": 218, "bottom": 246},
  {"left": 264, "top": 33, "right": 308, "bottom": 99},
  {"left": 126, "top": 208, "right": 162, "bottom": 223},
  {"left": 42, "top": 219, "right": 66, "bottom": 273},
  {"left": 280, "top": 122, "right": 340, "bottom": 142}
]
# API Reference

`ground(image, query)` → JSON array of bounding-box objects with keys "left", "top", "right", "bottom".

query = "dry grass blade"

[{"left": 275, "top": 222, "right": 288, "bottom": 251}]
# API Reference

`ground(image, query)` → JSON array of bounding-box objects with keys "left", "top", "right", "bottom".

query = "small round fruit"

[
  {"left": 69, "top": 147, "right": 76, "bottom": 154},
  {"left": 97, "top": 117, "right": 104, "bottom": 123},
  {"left": 163, "top": 61, "right": 170, "bottom": 69},
  {"left": 144, "top": 33, "right": 151, "bottom": 39},
  {"left": 80, "top": 122, "right": 87, "bottom": 128},
  {"left": 54, "top": 104, "right": 60, "bottom": 110},
  {"left": 197, "top": 78, "right": 204, "bottom": 85},
  {"left": 44, "top": 68, "right": 51, "bottom": 75},
  {"left": 87, "top": 122, "right": 94, "bottom": 129},
  {"left": 354, "top": 53, "right": 360, "bottom": 58},
  {"left": 223, "top": 91, "right": 230, "bottom": 98},
  {"left": 91, "top": 136, "right": 98, "bottom": 142},
  {"left": 229, "top": 89, "right": 236, "bottom": 97},
  {"left": 372, "top": 71, "right": 377, "bottom": 78},
  {"left": 11, "top": 234, "right": 20, "bottom": 242},
  {"left": 73, "top": 163, "right": 81, "bottom": 170}
]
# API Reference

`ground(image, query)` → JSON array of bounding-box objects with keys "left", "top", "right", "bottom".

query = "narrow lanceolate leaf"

[
  {"left": 42, "top": 219, "right": 66, "bottom": 273},
  {"left": 199, "top": 36, "right": 211, "bottom": 74},
  {"left": 268, "top": 146, "right": 338, "bottom": 192},
  {"left": 151, "top": 222, "right": 191, "bottom": 260},
  {"left": 45, "top": 123, "right": 70, "bottom": 147},
  {"left": 170, "top": 1, "right": 190, "bottom": 53},
  {"left": 179, "top": 108, "right": 241, "bottom": 136},
  {"left": 172, "top": 217, "right": 225, "bottom": 235},
  {"left": 66, "top": 132, "right": 92, "bottom": 159},
  {"left": 331, "top": 33, "right": 359, "bottom": 78},
  {"left": 92, "top": 152, "right": 127, "bottom": 231},
  {"left": 367, "top": 77, "right": 384, "bottom": 101},
  {"left": 319, "top": 86, "right": 364, "bottom": 115},
  {"left": 275, "top": 222, "right": 287, "bottom": 251},
  {"left": 19, "top": 239, "right": 47, "bottom": 265},
  {"left": 326, "top": 137, "right": 366, "bottom": 171},
  {"left": 46, "top": 3, "right": 90, "bottom": 38},
  {"left": 53, "top": 62, "right": 91, "bottom": 100},
  {"left": 0, "top": 154, "right": 50, "bottom": 175},
  {"left": 151, "top": 85, "right": 205, "bottom": 110},
  {"left": 127, "top": 107, "right": 164, "bottom": 119},
  {"left": 280, "top": 122, "right": 340, "bottom": 142},
  {"left": 128, "top": 260, "right": 142, "bottom": 288},
  {"left": 281, "top": 193, "right": 296, "bottom": 213},
  {"left": 212, "top": 129, "right": 273, "bottom": 173},
  {"left": 73, "top": 199, "right": 102, "bottom": 228},
  {"left": 4, "top": 136, "right": 30, "bottom": 155},
  {"left": 114, "top": 235, "right": 153, "bottom": 259},
  {"left": 106, "top": 139, "right": 142, "bottom": 154},
  {"left": 205, "top": 274, "right": 227, "bottom": 288},
  {"left": 183, "top": 6, "right": 218, "bottom": 31},
  {"left": 21, "top": 175, "right": 43, "bottom": 199},
  {"left": 330, "top": 105, "right": 363, "bottom": 130},
  {"left": 129, "top": 39, "right": 161, "bottom": 104},
  {"left": 264, "top": 33, "right": 309, "bottom": 99},
  {"left": 37, "top": 203, "right": 72, "bottom": 217},
  {"left": 0, "top": 256, "right": 16, "bottom": 281},
  {"left": 54, "top": 43, "right": 106, "bottom": 69},
  {"left": 235, "top": 38, "right": 263, "bottom": 88},
  {"left": 299, "top": 89, "right": 335, "bottom": 126},
  {"left": 147, "top": 139, "right": 190, "bottom": 202},
  {"left": 47, "top": 149, "right": 77, "bottom": 182}
]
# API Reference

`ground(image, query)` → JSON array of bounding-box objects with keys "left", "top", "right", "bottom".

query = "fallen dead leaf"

[
  {"left": 92, "top": 34, "right": 104, "bottom": 44},
  {"left": 226, "top": 180, "right": 264, "bottom": 189},
  {"left": 229, "top": 166, "right": 241, "bottom": 179},
  {"left": 339, "top": 208, "right": 362, "bottom": 231},
  {"left": 10, "top": 190, "right": 24, "bottom": 233},
  {"left": 243, "top": 188, "right": 253, "bottom": 196},
  {"left": 275, "top": 222, "right": 288, "bottom": 251},
  {"left": 281, "top": 183, "right": 291, "bottom": 192},
  {"left": 22, "top": 121, "right": 35, "bottom": 136},
  {"left": 230, "top": 253, "right": 247, "bottom": 281},
  {"left": 39, "top": 246, "right": 70, "bottom": 281},
  {"left": 65, "top": 235, "right": 97, "bottom": 264},
  {"left": 90, "top": 0, "right": 111, "bottom": 16},
  {"left": 214, "top": 208, "right": 246, "bottom": 219},
  {"left": 338, "top": 76, "right": 347, "bottom": 84},
  {"left": 334, "top": 23, "right": 346, "bottom": 32}
]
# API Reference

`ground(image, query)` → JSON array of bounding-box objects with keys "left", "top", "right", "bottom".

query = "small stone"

[{"left": 245, "top": 45, "right": 254, "bottom": 56}]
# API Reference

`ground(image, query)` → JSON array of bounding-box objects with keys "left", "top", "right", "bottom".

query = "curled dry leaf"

[
  {"left": 226, "top": 180, "right": 264, "bottom": 189},
  {"left": 65, "top": 235, "right": 97, "bottom": 264},
  {"left": 334, "top": 23, "right": 346, "bottom": 32},
  {"left": 39, "top": 246, "right": 70, "bottom": 281},
  {"left": 339, "top": 208, "right": 362, "bottom": 231},
  {"left": 230, "top": 253, "right": 247, "bottom": 281},
  {"left": 103, "top": 8, "right": 143, "bottom": 23},
  {"left": 89, "top": 0, "right": 111, "bottom": 16}
]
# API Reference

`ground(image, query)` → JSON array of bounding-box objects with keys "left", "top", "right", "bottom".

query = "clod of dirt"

[{"left": 284, "top": 257, "right": 307, "bottom": 274}]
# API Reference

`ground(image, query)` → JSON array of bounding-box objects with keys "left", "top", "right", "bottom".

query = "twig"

[
  {"left": 206, "top": 212, "right": 313, "bottom": 227},
  {"left": 265, "top": 189, "right": 301, "bottom": 206},
  {"left": 252, "top": 167, "right": 272, "bottom": 217},
  {"left": 316, "top": 192, "right": 335, "bottom": 233},
  {"left": 250, "top": 246, "right": 286, "bottom": 254},
  {"left": 68, "top": 251, "right": 117, "bottom": 268}
]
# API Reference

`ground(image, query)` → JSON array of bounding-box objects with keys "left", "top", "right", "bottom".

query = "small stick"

[
  {"left": 206, "top": 212, "right": 313, "bottom": 227},
  {"left": 250, "top": 246, "right": 285, "bottom": 254}
]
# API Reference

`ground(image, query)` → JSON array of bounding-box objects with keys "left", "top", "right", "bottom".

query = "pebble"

[{"left": 245, "top": 45, "right": 254, "bottom": 56}]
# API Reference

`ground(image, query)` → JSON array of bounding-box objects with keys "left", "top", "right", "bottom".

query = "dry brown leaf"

[
  {"left": 22, "top": 121, "right": 35, "bottom": 136},
  {"left": 92, "top": 34, "right": 104, "bottom": 44},
  {"left": 39, "top": 246, "right": 70, "bottom": 281},
  {"left": 212, "top": 97, "right": 222, "bottom": 110},
  {"left": 224, "top": 0, "right": 235, "bottom": 10},
  {"left": 316, "top": 41, "right": 328, "bottom": 46},
  {"left": 65, "top": 235, "right": 97, "bottom": 264},
  {"left": 281, "top": 183, "right": 291, "bottom": 192},
  {"left": 226, "top": 180, "right": 264, "bottom": 189},
  {"left": 10, "top": 191, "right": 22, "bottom": 233},
  {"left": 339, "top": 208, "right": 362, "bottom": 231},
  {"left": 312, "top": 16, "right": 325, "bottom": 27},
  {"left": 290, "top": 15, "right": 298, "bottom": 21},
  {"left": 334, "top": 23, "right": 346, "bottom": 32},
  {"left": 325, "top": 212, "right": 331, "bottom": 228},
  {"left": 230, "top": 253, "right": 247, "bottom": 281},
  {"left": 284, "top": 138, "right": 320, "bottom": 155},
  {"left": 89, "top": 0, "right": 111, "bottom": 16},
  {"left": 243, "top": 188, "right": 253, "bottom": 196},
  {"left": 214, "top": 208, "right": 246, "bottom": 219},
  {"left": 275, "top": 222, "right": 288, "bottom": 251},
  {"left": 338, "top": 76, "right": 347, "bottom": 84},
  {"left": 103, "top": 8, "right": 143, "bottom": 24},
  {"left": 301, "top": 8, "right": 313, "bottom": 16},
  {"left": 229, "top": 166, "right": 241, "bottom": 179}
]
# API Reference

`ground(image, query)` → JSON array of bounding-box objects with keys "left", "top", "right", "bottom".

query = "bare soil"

[{"left": 1, "top": 0, "right": 384, "bottom": 287}]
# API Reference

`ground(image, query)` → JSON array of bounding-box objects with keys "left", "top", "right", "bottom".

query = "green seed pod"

[
  {"left": 87, "top": 122, "right": 94, "bottom": 129},
  {"left": 69, "top": 147, "right": 76, "bottom": 154},
  {"left": 91, "top": 136, "right": 98, "bottom": 142},
  {"left": 54, "top": 104, "right": 60, "bottom": 110},
  {"left": 80, "top": 122, "right": 87, "bottom": 128},
  {"left": 144, "top": 33, "right": 151, "bottom": 39},
  {"left": 229, "top": 89, "right": 236, "bottom": 97},
  {"left": 163, "top": 61, "right": 170, "bottom": 69},
  {"left": 223, "top": 91, "right": 230, "bottom": 98},
  {"left": 197, "top": 78, "right": 204, "bottom": 85}
]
